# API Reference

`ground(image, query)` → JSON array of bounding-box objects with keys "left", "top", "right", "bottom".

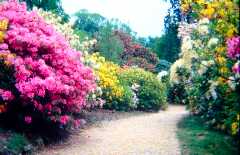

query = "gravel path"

[{"left": 38, "top": 105, "right": 188, "bottom": 155}]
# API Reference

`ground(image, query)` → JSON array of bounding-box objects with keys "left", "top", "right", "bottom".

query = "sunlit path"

[{"left": 39, "top": 105, "right": 188, "bottom": 155}]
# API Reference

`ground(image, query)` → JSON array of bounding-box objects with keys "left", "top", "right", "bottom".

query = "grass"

[
  {"left": 6, "top": 134, "right": 30, "bottom": 154},
  {"left": 177, "top": 115, "right": 239, "bottom": 155},
  {"left": 0, "top": 127, "right": 31, "bottom": 154}
]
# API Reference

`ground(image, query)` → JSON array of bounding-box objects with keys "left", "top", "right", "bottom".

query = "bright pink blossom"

[
  {"left": 227, "top": 36, "right": 240, "bottom": 59},
  {"left": 59, "top": 115, "right": 70, "bottom": 125},
  {"left": 0, "top": 1, "right": 96, "bottom": 126},
  {"left": 0, "top": 89, "right": 14, "bottom": 101},
  {"left": 24, "top": 116, "right": 32, "bottom": 124}
]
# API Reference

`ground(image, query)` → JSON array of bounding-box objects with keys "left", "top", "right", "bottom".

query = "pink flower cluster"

[
  {"left": 227, "top": 36, "right": 240, "bottom": 59},
  {"left": 0, "top": 88, "right": 15, "bottom": 101},
  {"left": 0, "top": 1, "right": 96, "bottom": 126}
]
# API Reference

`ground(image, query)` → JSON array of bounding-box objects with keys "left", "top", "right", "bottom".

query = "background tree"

[
  {"left": 96, "top": 22, "right": 124, "bottom": 64},
  {"left": 139, "top": 0, "right": 181, "bottom": 63},
  {"left": 74, "top": 9, "right": 107, "bottom": 37}
]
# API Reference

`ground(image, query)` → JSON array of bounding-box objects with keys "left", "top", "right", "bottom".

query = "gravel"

[{"left": 38, "top": 105, "right": 188, "bottom": 155}]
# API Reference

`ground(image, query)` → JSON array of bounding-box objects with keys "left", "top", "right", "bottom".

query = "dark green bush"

[{"left": 119, "top": 68, "right": 167, "bottom": 111}]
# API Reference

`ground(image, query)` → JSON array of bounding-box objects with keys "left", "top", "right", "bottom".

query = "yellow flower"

[
  {"left": 231, "top": 122, "right": 238, "bottom": 135},
  {"left": 219, "top": 67, "right": 228, "bottom": 74},
  {"left": 216, "top": 46, "right": 225, "bottom": 54},
  {"left": 216, "top": 56, "right": 226, "bottom": 65},
  {"left": 195, "top": 0, "right": 205, "bottom": 5},
  {"left": 0, "top": 19, "right": 8, "bottom": 31},
  {"left": 226, "top": 27, "right": 237, "bottom": 38},
  {"left": 0, "top": 31, "right": 5, "bottom": 43},
  {"left": 217, "top": 77, "right": 225, "bottom": 85},
  {"left": 181, "top": 4, "right": 190, "bottom": 12},
  {"left": 201, "top": 6, "right": 215, "bottom": 18}
]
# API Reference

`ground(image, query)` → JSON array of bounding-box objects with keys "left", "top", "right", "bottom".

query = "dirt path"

[{"left": 38, "top": 105, "right": 188, "bottom": 155}]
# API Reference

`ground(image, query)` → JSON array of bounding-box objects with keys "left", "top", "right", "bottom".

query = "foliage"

[
  {"left": 0, "top": 1, "right": 96, "bottom": 129},
  {"left": 146, "top": 0, "right": 181, "bottom": 63},
  {"left": 96, "top": 22, "right": 124, "bottom": 64},
  {"left": 155, "top": 59, "right": 171, "bottom": 72},
  {"left": 119, "top": 68, "right": 167, "bottom": 111},
  {"left": 177, "top": 116, "right": 238, "bottom": 155},
  {"left": 174, "top": 0, "right": 240, "bottom": 137},
  {"left": 74, "top": 9, "right": 106, "bottom": 37},
  {"left": 6, "top": 134, "right": 30, "bottom": 155}
]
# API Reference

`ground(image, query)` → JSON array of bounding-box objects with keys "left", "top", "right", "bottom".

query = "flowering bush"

[
  {"left": 173, "top": 0, "right": 240, "bottom": 137},
  {"left": 0, "top": 1, "right": 96, "bottom": 129},
  {"left": 88, "top": 53, "right": 136, "bottom": 111},
  {"left": 119, "top": 67, "right": 167, "bottom": 111}
]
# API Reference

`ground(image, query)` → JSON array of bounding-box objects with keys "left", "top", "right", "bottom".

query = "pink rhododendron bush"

[{"left": 0, "top": 1, "right": 96, "bottom": 130}]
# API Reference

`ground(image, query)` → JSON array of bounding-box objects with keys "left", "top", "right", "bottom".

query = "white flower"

[
  {"left": 197, "top": 25, "right": 209, "bottom": 35},
  {"left": 227, "top": 77, "right": 236, "bottom": 90},
  {"left": 207, "top": 81, "right": 219, "bottom": 100},
  {"left": 157, "top": 71, "right": 168, "bottom": 81},
  {"left": 199, "top": 18, "right": 210, "bottom": 25},
  {"left": 207, "top": 38, "right": 219, "bottom": 47},
  {"left": 131, "top": 83, "right": 140, "bottom": 91}
]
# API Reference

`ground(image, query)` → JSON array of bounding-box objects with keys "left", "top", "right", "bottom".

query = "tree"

[
  {"left": 96, "top": 22, "right": 124, "bottom": 64},
  {"left": 145, "top": 0, "right": 181, "bottom": 63},
  {"left": 74, "top": 9, "right": 106, "bottom": 37},
  {"left": 114, "top": 31, "right": 159, "bottom": 72}
]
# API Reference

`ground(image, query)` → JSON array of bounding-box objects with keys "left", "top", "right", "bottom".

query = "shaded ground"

[
  {"left": 38, "top": 105, "right": 188, "bottom": 155},
  {"left": 177, "top": 115, "right": 239, "bottom": 155}
]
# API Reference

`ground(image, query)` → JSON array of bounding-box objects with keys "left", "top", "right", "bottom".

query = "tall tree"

[
  {"left": 146, "top": 0, "right": 181, "bottom": 63},
  {"left": 74, "top": 9, "right": 106, "bottom": 37},
  {"left": 160, "top": 0, "right": 181, "bottom": 62},
  {"left": 96, "top": 22, "right": 124, "bottom": 64}
]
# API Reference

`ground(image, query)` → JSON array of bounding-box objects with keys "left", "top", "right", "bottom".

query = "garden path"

[{"left": 38, "top": 105, "right": 188, "bottom": 155}]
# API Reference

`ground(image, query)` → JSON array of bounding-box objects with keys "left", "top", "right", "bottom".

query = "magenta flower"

[
  {"left": 0, "top": 1, "right": 96, "bottom": 127},
  {"left": 227, "top": 36, "right": 240, "bottom": 59},
  {"left": 0, "top": 89, "right": 14, "bottom": 101},
  {"left": 59, "top": 115, "right": 70, "bottom": 125},
  {"left": 24, "top": 116, "right": 32, "bottom": 124}
]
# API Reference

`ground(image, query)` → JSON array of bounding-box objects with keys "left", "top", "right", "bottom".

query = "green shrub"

[
  {"left": 103, "top": 85, "right": 136, "bottom": 111},
  {"left": 119, "top": 68, "right": 167, "bottom": 111}
]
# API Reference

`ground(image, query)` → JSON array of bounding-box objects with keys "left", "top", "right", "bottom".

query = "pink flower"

[
  {"left": 0, "top": 1, "right": 97, "bottom": 127},
  {"left": 24, "top": 116, "right": 32, "bottom": 124},
  {"left": 232, "top": 62, "right": 240, "bottom": 74},
  {"left": 59, "top": 115, "right": 70, "bottom": 125},
  {"left": 0, "top": 89, "right": 14, "bottom": 101},
  {"left": 227, "top": 36, "right": 240, "bottom": 59}
]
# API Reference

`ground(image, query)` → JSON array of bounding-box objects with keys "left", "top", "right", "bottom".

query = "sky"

[{"left": 62, "top": 0, "right": 170, "bottom": 37}]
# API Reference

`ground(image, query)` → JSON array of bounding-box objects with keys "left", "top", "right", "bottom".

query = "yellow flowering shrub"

[{"left": 88, "top": 53, "right": 136, "bottom": 111}]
